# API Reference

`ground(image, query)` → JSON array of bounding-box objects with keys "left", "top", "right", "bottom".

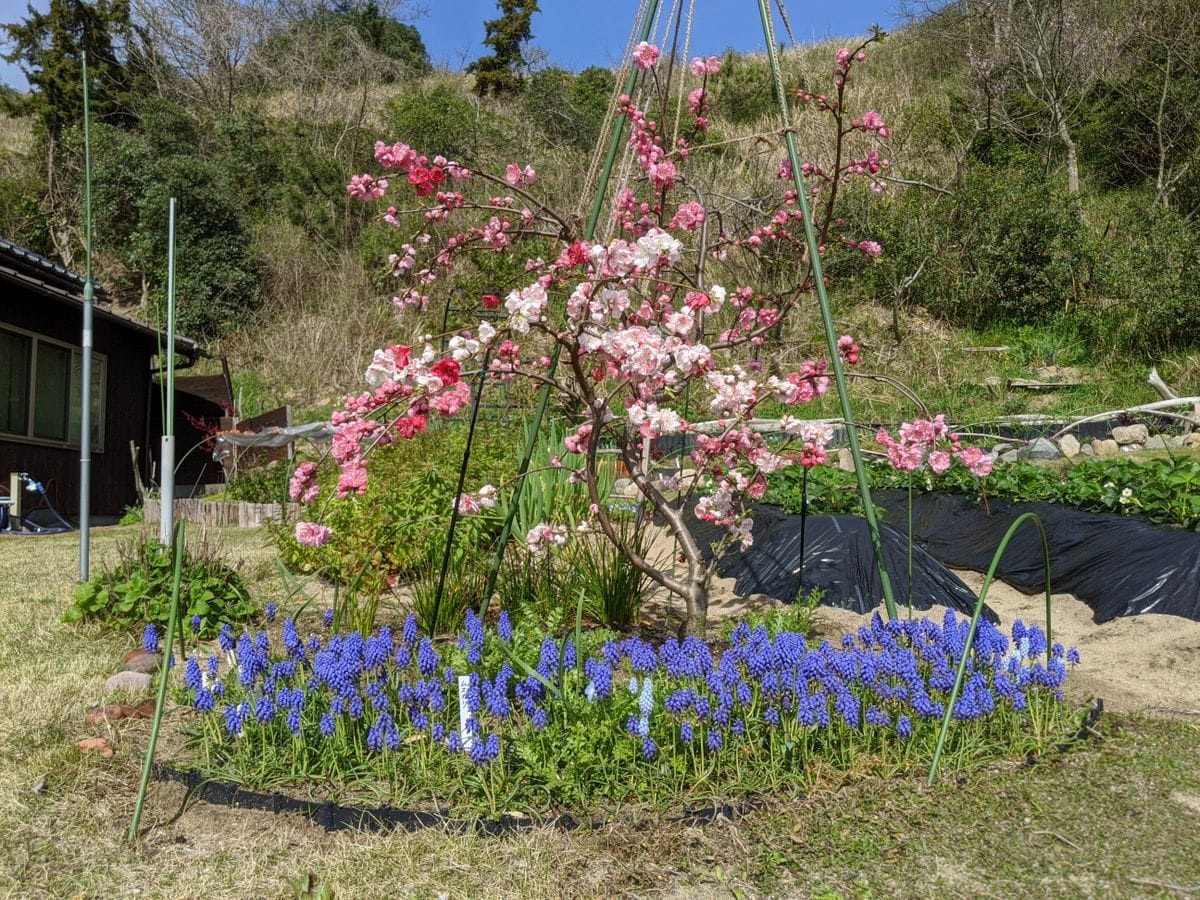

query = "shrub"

[
  {"left": 224, "top": 460, "right": 293, "bottom": 505},
  {"left": 66, "top": 535, "right": 255, "bottom": 637},
  {"left": 274, "top": 424, "right": 515, "bottom": 593},
  {"left": 848, "top": 160, "right": 1086, "bottom": 330}
]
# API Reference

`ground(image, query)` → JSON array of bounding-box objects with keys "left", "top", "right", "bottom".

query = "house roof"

[{"left": 0, "top": 236, "right": 202, "bottom": 359}]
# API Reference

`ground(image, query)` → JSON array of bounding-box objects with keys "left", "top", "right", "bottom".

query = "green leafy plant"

[
  {"left": 224, "top": 460, "right": 294, "bottom": 504},
  {"left": 66, "top": 533, "right": 255, "bottom": 636},
  {"left": 719, "top": 587, "right": 825, "bottom": 642}
]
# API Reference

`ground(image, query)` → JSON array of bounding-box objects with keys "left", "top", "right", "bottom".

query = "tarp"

[
  {"left": 875, "top": 491, "right": 1200, "bottom": 622},
  {"left": 214, "top": 421, "right": 334, "bottom": 450},
  {"left": 679, "top": 505, "right": 989, "bottom": 619}
]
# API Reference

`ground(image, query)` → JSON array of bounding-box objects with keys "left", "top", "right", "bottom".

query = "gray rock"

[
  {"left": 1112, "top": 424, "right": 1149, "bottom": 445},
  {"left": 837, "top": 448, "right": 855, "bottom": 472},
  {"left": 1143, "top": 435, "right": 1167, "bottom": 450},
  {"left": 1058, "top": 434, "right": 1081, "bottom": 458},
  {"left": 1093, "top": 438, "right": 1120, "bottom": 457},
  {"left": 119, "top": 650, "right": 161, "bottom": 675},
  {"left": 991, "top": 443, "right": 1015, "bottom": 455},
  {"left": 1080, "top": 442, "right": 1095, "bottom": 457},
  {"left": 1167, "top": 435, "right": 1187, "bottom": 448},
  {"left": 999, "top": 449, "right": 1023, "bottom": 464},
  {"left": 1024, "top": 437, "right": 1061, "bottom": 460},
  {"left": 104, "top": 671, "right": 153, "bottom": 694}
]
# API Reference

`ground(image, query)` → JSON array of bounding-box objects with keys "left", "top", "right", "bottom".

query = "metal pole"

[
  {"left": 158, "top": 199, "right": 177, "bottom": 544},
  {"left": 755, "top": 0, "right": 898, "bottom": 620},
  {"left": 78, "top": 52, "right": 95, "bottom": 581},
  {"left": 481, "top": 0, "right": 662, "bottom": 609}
]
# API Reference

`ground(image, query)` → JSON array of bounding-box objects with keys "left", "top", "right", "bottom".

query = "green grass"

[{"left": 0, "top": 526, "right": 1197, "bottom": 897}]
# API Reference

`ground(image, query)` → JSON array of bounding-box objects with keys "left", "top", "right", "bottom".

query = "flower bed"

[{"left": 178, "top": 610, "right": 1082, "bottom": 813}]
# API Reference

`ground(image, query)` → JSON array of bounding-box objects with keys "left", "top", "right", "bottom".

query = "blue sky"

[{"left": 0, "top": 0, "right": 900, "bottom": 88}]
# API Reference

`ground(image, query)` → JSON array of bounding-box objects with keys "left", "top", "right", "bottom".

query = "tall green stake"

[
  {"left": 756, "top": 0, "right": 898, "bottom": 620},
  {"left": 79, "top": 51, "right": 95, "bottom": 582},
  {"left": 481, "top": 0, "right": 662, "bottom": 607},
  {"left": 128, "top": 520, "right": 186, "bottom": 843}
]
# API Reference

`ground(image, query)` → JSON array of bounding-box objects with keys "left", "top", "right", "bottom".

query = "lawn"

[{"left": 1, "top": 525, "right": 1197, "bottom": 898}]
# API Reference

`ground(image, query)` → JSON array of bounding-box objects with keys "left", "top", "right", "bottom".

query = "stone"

[
  {"left": 1185, "top": 433, "right": 1200, "bottom": 449},
  {"left": 837, "top": 448, "right": 855, "bottom": 472},
  {"left": 1080, "top": 442, "right": 1095, "bottom": 457},
  {"left": 1143, "top": 435, "right": 1168, "bottom": 450},
  {"left": 76, "top": 737, "right": 114, "bottom": 758},
  {"left": 1112, "top": 424, "right": 1149, "bottom": 445},
  {"left": 119, "top": 649, "right": 161, "bottom": 675},
  {"left": 991, "top": 442, "right": 1015, "bottom": 456},
  {"left": 1093, "top": 438, "right": 1120, "bottom": 458},
  {"left": 104, "top": 671, "right": 153, "bottom": 694},
  {"left": 1024, "top": 437, "right": 1061, "bottom": 460},
  {"left": 999, "top": 449, "right": 1022, "bottom": 464},
  {"left": 1167, "top": 435, "right": 1187, "bottom": 448},
  {"left": 1058, "top": 434, "right": 1081, "bottom": 458},
  {"left": 84, "top": 701, "right": 155, "bottom": 725}
]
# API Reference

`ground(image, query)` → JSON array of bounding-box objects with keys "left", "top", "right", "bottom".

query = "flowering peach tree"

[{"left": 292, "top": 37, "right": 938, "bottom": 637}]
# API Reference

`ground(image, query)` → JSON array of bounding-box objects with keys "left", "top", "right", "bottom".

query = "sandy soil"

[{"left": 642, "top": 526, "right": 1200, "bottom": 719}]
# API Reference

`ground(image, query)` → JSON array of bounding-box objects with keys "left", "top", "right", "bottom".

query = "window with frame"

[{"left": 0, "top": 325, "right": 105, "bottom": 450}]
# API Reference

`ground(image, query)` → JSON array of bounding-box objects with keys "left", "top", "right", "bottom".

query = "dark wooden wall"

[{"left": 0, "top": 288, "right": 158, "bottom": 517}]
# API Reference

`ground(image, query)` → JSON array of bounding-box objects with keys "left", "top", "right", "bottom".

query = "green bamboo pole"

[
  {"left": 430, "top": 346, "right": 492, "bottom": 633},
  {"left": 127, "top": 520, "right": 186, "bottom": 843},
  {"left": 927, "top": 512, "right": 1052, "bottom": 784},
  {"left": 756, "top": 0, "right": 898, "bottom": 620},
  {"left": 481, "top": 0, "right": 662, "bottom": 610}
]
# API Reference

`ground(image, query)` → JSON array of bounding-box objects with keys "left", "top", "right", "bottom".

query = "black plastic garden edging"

[{"left": 874, "top": 492, "right": 1200, "bottom": 622}]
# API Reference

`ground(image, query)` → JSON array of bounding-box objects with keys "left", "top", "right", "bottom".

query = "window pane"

[
  {"left": 70, "top": 352, "right": 105, "bottom": 450},
  {"left": 33, "top": 342, "right": 70, "bottom": 441},
  {"left": 0, "top": 329, "right": 31, "bottom": 435}
]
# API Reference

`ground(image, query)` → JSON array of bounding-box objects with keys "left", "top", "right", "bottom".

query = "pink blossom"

[
  {"left": 457, "top": 493, "right": 480, "bottom": 515},
  {"left": 526, "top": 522, "right": 568, "bottom": 556},
  {"left": 504, "top": 163, "right": 537, "bottom": 187},
  {"left": 430, "top": 381, "right": 471, "bottom": 417},
  {"left": 858, "top": 240, "right": 883, "bottom": 258},
  {"left": 289, "top": 461, "right": 319, "bottom": 503},
  {"left": 632, "top": 41, "right": 660, "bottom": 70},
  {"left": 690, "top": 55, "right": 721, "bottom": 77},
  {"left": 295, "top": 521, "right": 332, "bottom": 547},
  {"left": 956, "top": 445, "right": 993, "bottom": 478},
  {"left": 347, "top": 173, "right": 388, "bottom": 200},
  {"left": 928, "top": 450, "right": 953, "bottom": 475}
]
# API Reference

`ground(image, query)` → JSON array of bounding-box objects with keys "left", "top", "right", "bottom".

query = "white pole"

[
  {"left": 158, "top": 198, "right": 177, "bottom": 545},
  {"left": 79, "top": 52, "right": 94, "bottom": 580}
]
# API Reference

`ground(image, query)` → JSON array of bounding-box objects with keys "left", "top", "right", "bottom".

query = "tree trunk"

[
  {"left": 680, "top": 580, "right": 708, "bottom": 639},
  {"left": 1057, "top": 115, "right": 1080, "bottom": 196}
]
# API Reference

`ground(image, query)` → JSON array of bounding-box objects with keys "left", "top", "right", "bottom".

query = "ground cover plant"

[
  {"left": 65, "top": 532, "right": 255, "bottom": 638},
  {"left": 769, "top": 453, "right": 1200, "bottom": 531},
  {"left": 179, "top": 606, "right": 1083, "bottom": 814}
]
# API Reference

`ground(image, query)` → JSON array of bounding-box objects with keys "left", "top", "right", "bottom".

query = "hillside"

[{"left": 0, "top": 0, "right": 1197, "bottom": 425}]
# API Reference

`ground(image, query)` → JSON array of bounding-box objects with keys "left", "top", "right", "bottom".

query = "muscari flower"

[
  {"left": 190, "top": 614, "right": 202, "bottom": 634},
  {"left": 143, "top": 623, "right": 159, "bottom": 655},
  {"left": 265, "top": 602, "right": 277, "bottom": 623}
]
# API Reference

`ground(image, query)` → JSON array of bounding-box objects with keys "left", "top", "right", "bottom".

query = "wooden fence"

[{"left": 144, "top": 498, "right": 298, "bottom": 528}]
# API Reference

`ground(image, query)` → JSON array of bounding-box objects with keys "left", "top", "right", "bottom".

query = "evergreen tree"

[
  {"left": 467, "top": 0, "right": 539, "bottom": 97},
  {"left": 3, "top": 0, "right": 136, "bottom": 143}
]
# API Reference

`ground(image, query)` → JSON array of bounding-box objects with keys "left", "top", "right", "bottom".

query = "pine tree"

[
  {"left": 3, "top": 0, "right": 136, "bottom": 144},
  {"left": 467, "top": 0, "right": 539, "bottom": 98}
]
